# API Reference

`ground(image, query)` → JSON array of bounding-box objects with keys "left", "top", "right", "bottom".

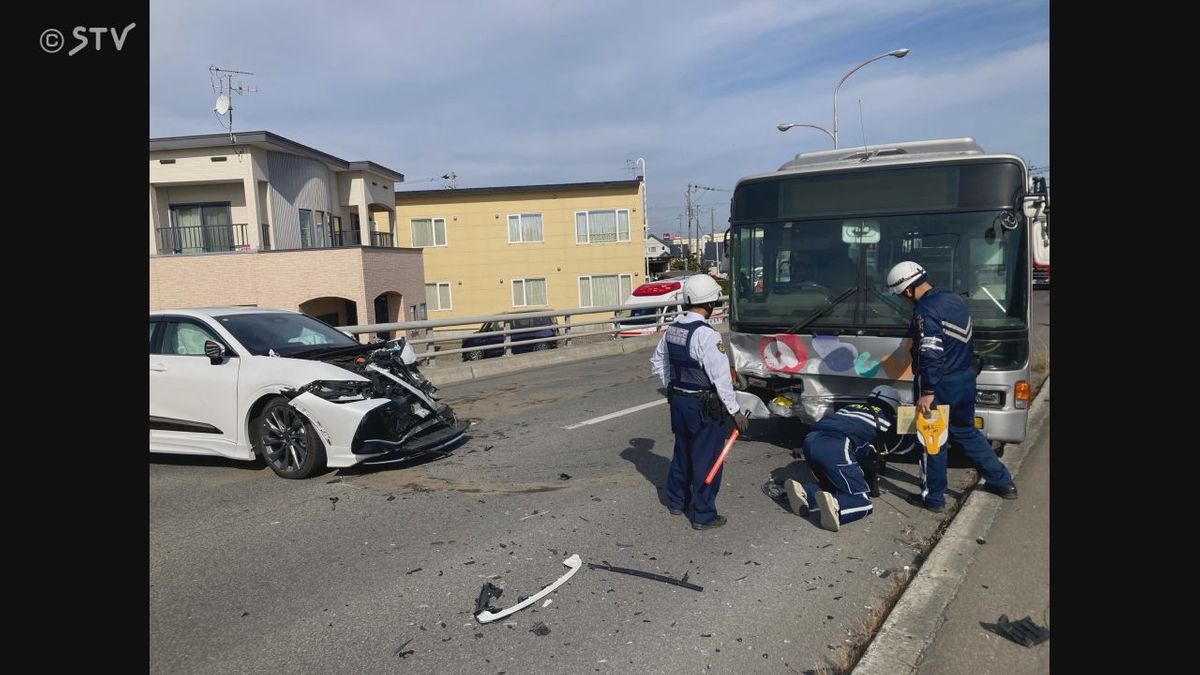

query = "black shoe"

[
  {"left": 668, "top": 507, "right": 683, "bottom": 515},
  {"left": 981, "top": 482, "right": 1019, "bottom": 500},
  {"left": 691, "top": 515, "right": 727, "bottom": 530},
  {"left": 906, "top": 493, "right": 945, "bottom": 513}
]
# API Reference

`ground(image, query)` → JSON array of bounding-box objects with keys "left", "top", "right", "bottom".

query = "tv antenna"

[{"left": 210, "top": 66, "right": 256, "bottom": 144}]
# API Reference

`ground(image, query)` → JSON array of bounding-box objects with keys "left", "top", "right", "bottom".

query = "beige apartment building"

[
  {"left": 393, "top": 180, "right": 647, "bottom": 323},
  {"left": 149, "top": 131, "right": 423, "bottom": 327}
]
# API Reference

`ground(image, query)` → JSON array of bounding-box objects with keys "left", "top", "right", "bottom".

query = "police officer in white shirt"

[{"left": 650, "top": 274, "right": 748, "bottom": 530}]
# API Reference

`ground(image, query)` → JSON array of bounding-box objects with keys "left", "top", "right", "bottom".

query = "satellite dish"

[{"left": 214, "top": 95, "right": 230, "bottom": 116}]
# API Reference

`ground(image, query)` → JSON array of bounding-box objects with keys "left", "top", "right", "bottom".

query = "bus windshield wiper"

[
  {"left": 866, "top": 285, "right": 910, "bottom": 320},
  {"left": 787, "top": 287, "right": 858, "bottom": 333}
]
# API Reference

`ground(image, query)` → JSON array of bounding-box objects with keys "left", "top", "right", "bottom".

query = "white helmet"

[
  {"left": 868, "top": 384, "right": 903, "bottom": 410},
  {"left": 682, "top": 274, "right": 722, "bottom": 305},
  {"left": 886, "top": 261, "right": 927, "bottom": 295}
]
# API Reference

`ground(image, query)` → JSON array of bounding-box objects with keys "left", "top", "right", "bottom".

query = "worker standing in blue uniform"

[
  {"left": 784, "top": 385, "right": 905, "bottom": 532},
  {"left": 650, "top": 274, "right": 748, "bottom": 530},
  {"left": 885, "top": 261, "right": 1018, "bottom": 512}
]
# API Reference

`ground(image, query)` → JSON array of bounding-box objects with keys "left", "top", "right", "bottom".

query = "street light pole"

[
  {"left": 636, "top": 158, "right": 647, "bottom": 279},
  {"left": 833, "top": 48, "right": 909, "bottom": 148}
]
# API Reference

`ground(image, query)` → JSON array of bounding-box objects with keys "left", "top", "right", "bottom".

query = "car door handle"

[{"left": 150, "top": 363, "right": 168, "bottom": 372}]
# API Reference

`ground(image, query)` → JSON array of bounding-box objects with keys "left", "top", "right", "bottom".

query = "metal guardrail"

[{"left": 339, "top": 296, "right": 729, "bottom": 362}]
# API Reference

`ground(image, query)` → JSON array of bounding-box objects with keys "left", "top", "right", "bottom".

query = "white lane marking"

[{"left": 563, "top": 399, "right": 668, "bottom": 430}]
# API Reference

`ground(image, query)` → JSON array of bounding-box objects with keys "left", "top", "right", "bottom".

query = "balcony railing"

[
  {"left": 155, "top": 224, "right": 395, "bottom": 254},
  {"left": 156, "top": 224, "right": 250, "bottom": 254}
]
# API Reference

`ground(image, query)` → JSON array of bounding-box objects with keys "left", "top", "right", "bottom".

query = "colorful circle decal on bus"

[
  {"left": 760, "top": 335, "right": 807, "bottom": 373},
  {"left": 854, "top": 351, "right": 881, "bottom": 377}
]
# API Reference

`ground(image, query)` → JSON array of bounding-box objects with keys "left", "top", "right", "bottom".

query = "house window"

[
  {"left": 575, "top": 209, "right": 630, "bottom": 244},
  {"left": 411, "top": 217, "right": 447, "bottom": 247},
  {"left": 425, "top": 282, "right": 452, "bottom": 311},
  {"left": 578, "top": 273, "right": 632, "bottom": 307},
  {"left": 299, "top": 209, "right": 313, "bottom": 248},
  {"left": 166, "top": 203, "right": 233, "bottom": 253},
  {"left": 507, "top": 213, "right": 544, "bottom": 243},
  {"left": 512, "top": 278, "right": 548, "bottom": 307}
]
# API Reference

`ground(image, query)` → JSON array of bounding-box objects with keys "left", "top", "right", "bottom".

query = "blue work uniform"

[
  {"left": 796, "top": 400, "right": 898, "bottom": 525},
  {"left": 909, "top": 287, "right": 1014, "bottom": 508},
  {"left": 650, "top": 312, "right": 739, "bottom": 525}
]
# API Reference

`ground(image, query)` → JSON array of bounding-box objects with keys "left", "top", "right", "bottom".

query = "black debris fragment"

[
  {"left": 474, "top": 633, "right": 483, "bottom": 638},
  {"left": 327, "top": 478, "right": 341, "bottom": 484},
  {"left": 833, "top": 596, "right": 843, "bottom": 600},
  {"left": 464, "top": 561, "right": 476, "bottom": 565},
  {"left": 587, "top": 562, "right": 703, "bottom": 592},
  {"left": 406, "top": 568, "right": 423, "bottom": 575},
  {"left": 980, "top": 615, "right": 1049, "bottom": 647},
  {"left": 701, "top": 633, "right": 713, "bottom": 638},
  {"left": 735, "top": 575, "right": 748, "bottom": 582},
  {"left": 386, "top": 495, "right": 396, "bottom": 501},
  {"left": 744, "top": 561, "right": 761, "bottom": 566},
  {"left": 499, "top": 543, "right": 507, "bottom": 548},
  {"left": 441, "top": 636, "right": 452, "bottom": 642},
  {"left": 820, "top": 544, "right": 832, "bottom": 549},
  {"left": 240, "top": 611, "right": 249, "bottom": 617},
  {"left": 439, "top": 571, "right": 444, "bottom": 576},
  {"left": 559, "top": 473, "right": 571, "bottom": 480},
  {"left": 827, "top": 615, "right": 834, "bottom": 620},
  {"left": 880, "top": 570, "right": 892, "bottom": 578},
  {"left": 484, "top": 445, "right": 494, "bottom": 452},
  {"left": 530, "top": 622, "right": 551, "bottom": 636},
  {"left": 439, "top": 622, "right": 446, "bottom": 628},
  {"left": 329, "top": 497, "right": 339, "bottom": 509},
  {"left": 977, "top": 537, "right": 987, "bottom": 545},
  {"left": 474, "top": 582, "right": 504, "bottom": 617},
  {"left": 393, "top": 639, "right": 414, "bottom": 658}
]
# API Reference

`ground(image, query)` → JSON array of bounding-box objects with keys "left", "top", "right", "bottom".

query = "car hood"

[{"left": 248, "top": 344, "right": 377, "bottom": 385}]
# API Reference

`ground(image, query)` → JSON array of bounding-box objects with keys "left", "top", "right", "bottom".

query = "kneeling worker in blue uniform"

[
  {"left": 785, "top": 385, "right": 904, "bottom": 532},
  {"left": 650, "top": 274, "right": 748, "bottom": 530},
  {"left": 886, "top": 261, "right": 1018, "bottom": 512}
]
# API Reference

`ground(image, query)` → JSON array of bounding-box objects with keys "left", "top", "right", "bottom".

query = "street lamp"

[
  {"left": 833, "top": 48, "right": 909, "bottom": 148},
  {"left": 776, "top": 122, "right": 835, "bottom": 147},
  {"left": 631, "top": 157, "right": 648, "bottom": 279}
]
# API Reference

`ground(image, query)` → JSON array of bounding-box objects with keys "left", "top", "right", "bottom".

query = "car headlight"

[{"left": 297, "top": 380, "right": 374, "bottom": 402}]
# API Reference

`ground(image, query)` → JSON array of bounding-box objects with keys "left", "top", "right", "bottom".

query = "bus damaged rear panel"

[{"left": 727, "top": 138, "right": 1034, "bottom": 445}]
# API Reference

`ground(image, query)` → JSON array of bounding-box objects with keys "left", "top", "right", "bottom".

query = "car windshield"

[{"left": 216, "top": 312, "right": 359, "bottom": 356}]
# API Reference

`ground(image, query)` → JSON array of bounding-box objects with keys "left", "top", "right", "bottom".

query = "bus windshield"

[{"left": 731, "top": 210, "right": 1028, "bottom": 332}]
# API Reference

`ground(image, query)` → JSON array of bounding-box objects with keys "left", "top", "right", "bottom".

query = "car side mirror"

[{"left": 204, "top": 340, "right": 227, "bottom": 364}]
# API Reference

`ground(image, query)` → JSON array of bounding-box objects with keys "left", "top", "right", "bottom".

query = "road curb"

[{"left": 852, "top": 376, "right": 1050, "bottom": 674}]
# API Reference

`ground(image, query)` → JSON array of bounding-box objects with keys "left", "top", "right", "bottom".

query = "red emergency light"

[{"left": 633, "top": 281, "right": 681, "bottom": 296}]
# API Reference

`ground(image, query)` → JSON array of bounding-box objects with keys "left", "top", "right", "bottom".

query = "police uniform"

[
  {"left": 909, "top": 287, "right": 1015, "bottom": 508},
  {"left": 650, "top": 311, "right": 739, "bottom": 526},
  {"left": 794, "top": 398, "right": 899, "bottom": 526}
]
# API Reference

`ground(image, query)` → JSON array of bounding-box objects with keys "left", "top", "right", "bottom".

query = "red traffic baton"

[{"left": 703, "top": 428, "right": 740, "bottom": 485}]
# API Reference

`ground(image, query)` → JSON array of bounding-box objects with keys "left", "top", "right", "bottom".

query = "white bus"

[{"left": 727, "top": 138, "right": 1038, "bottom": 447}]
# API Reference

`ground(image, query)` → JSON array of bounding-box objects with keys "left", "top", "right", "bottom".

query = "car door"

[{"left": 150, "top": 316, "right": 242, "bottom": 455}]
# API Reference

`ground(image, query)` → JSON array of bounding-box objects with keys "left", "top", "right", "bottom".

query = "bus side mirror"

[{"left": 723, "top": 230, "right": 730, "bottom": 258}]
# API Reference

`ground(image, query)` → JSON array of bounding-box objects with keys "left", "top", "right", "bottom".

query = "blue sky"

[{"left": 150, "top": 0, "right": 1049, "bottom": 235}]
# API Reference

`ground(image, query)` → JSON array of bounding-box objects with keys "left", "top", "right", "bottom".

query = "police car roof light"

[{"left": 633, "top": 281, "right": 682, "bottom": 296}]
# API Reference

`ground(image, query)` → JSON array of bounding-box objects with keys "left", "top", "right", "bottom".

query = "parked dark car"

[{"left": 461, "top": 313, "right": 560, "bottom": 361}]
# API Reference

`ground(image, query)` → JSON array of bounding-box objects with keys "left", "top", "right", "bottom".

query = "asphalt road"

[{"left": 150, "top": 292, "right": 1048, "bottom": 674}]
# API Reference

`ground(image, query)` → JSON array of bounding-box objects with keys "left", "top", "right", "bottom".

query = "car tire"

[
  {"left": 253, "top": 396, "right": 326, "bottom": 479},
  {"left": 466, "top": 349, "right": 484, "bottom": 361},
  {"left": 534, "top": 341, "right": 551, "bottom": 351}
]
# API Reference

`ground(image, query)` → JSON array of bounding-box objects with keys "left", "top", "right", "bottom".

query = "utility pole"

[
  {"left": 709, "top": 209, "right": 715, "bottom": 272},
  {"left": 686, "top": 184, "right": 718, "bottom": 273}
]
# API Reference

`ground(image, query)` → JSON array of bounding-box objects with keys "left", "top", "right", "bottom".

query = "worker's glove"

[{"left": 732, "top": 411, "right": 749, "bottom": 435}]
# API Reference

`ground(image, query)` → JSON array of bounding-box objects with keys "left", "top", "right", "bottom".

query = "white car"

[{"left": 149, "top": 307, "right": 469, "bottom": 478}]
